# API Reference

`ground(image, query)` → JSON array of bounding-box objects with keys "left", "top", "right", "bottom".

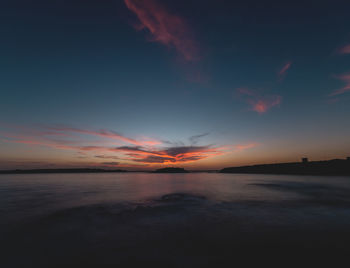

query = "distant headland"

[
  {"left": 0, "top": 168, "right": 127, "bottom": 174},
  {"left": 152, "top": 167, "right": 189, "bottom": 173},
  {"left": 220, "top": 157, "right": 350, "bottom": 176},
  {"left": 1, "top": 158, "right": 349, "bottom": 175}
]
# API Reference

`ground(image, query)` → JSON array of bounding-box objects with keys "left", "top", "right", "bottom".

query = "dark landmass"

[
  {"left": 220, "top": 158, "right": 350, "bottom": 176},
  {"left": 0, "top": 168, "right": 127, "bottom": 174},
  {"left": 152, "top": 167, "right": 189, "bottom": 173}
]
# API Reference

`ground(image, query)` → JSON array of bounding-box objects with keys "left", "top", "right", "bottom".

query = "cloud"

[
  {"left": 48, "top": 126, "right": 161, "bottom": 146},
  {"left": 237, "top": 88, "right": 255, "bottom": 96},
  {"left": 329, "top": 73, "right": 350, "bottom": 96},
  {"left": 95, "top": 155, "right": 120, "bottom": 160},
  {"left": 101, "top": 162, "right": 120, "bottom": 166},
  {"left": 124, "top": 0, "right": 199, "bottom": 62},
  {"left": 133, "top": 155, "right": 176, "bottom": 163},
  {"left": 234, "top": 143, "right": 259, "bottom": 151},
  {"left": 105, "top": 145, "right": 225, "bottom": 164},
  {"left": 3, "top": 137, "right": 225, "bottom": 166},
  {"left": 1, "top": 125, "right": 241, "bottom": 167},
  {"left": 249, "top": 96, "right": 282, "bottom": 114},
  {"left": 237, "top": 88, "right": 282, "bottom": 114},
  {"left": 128, "top": 145, "right": 225, "bottom": 164},
  {"left": 337, "top": 44, "right": 350, "bottom": 55},
  {"left": 0, "top": 132, "right": 83, "bottom": 151},
  {"left": 278, "top": 61, "right": 292, "bottom": 79},
  {"left": 189, "top": 133, "right": 209, "bottom": 145}
]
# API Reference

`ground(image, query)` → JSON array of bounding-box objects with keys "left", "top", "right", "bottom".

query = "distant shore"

[
  {"left": 152, "top": 167, "right": 189, "bottom": 173},
  {"left": 1, "top": 158, "right": 350, "bottom": 175},
  {"left": 220, "top": 158, "right": 350, "bottom": 176},
  {"left": 0, "top": 168, "right": 128, "bottom": 174}
]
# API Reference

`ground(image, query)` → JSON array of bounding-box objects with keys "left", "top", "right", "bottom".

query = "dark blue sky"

[{"left": 1, "top": 0, "right": 350, "bottom": 170}]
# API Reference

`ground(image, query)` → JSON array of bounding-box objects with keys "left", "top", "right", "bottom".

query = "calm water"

[
  {"left": 1, "top": 172, "right": 350, "bottom": 226},
  {"left": 2, "top": 173, "right": 350, "bottom": 267}
]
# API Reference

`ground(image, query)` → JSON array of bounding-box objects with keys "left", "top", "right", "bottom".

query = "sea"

[{"left": 1, "top": 172, "right": 350, "bottom": 267}]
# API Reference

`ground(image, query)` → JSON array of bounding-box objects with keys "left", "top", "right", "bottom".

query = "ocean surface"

[{"left": 1, "top": 172, "right": 350, "bottom": 267}]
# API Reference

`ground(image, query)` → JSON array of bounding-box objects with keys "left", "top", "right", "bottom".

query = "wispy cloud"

[
  {"left": 48, "top": 126, "right": 161, "bottom": 146},
  {"left": 0, "top": 126, "right": 233, "bottom": 167},
  {"left": 189, "top": 133, "right": 209, "bottom": 145},
  {"left": 1, "top": 124, "right": 260, "bottom": 168},
  {"left": 234, "top": 143, "right": 259, "bottom": 151},
  {"left": 278, "top": 61, "right": 292, "bottom": 80},
  {"left": 237, "top": 88, "right": 282, "bottom": 114},
  {"left": 101, "top": 162, "right": 120, "bottom": 166},
  {"left": 124, "top": 0, "right": 199, "bottom": 62},
  {"left": 329, "top": 73, "right": 350, "bottom": 96},
  {"left": 337, "top": 44, "right": 350, "bottom": 55},
  {"left": 249, "top": 96, "right": 282, "bottom": 114},
  {"left": 95, "top": 155, "right": 120, "bottom": 160}
]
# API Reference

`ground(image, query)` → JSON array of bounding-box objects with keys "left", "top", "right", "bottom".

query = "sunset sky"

[{"left": 1, "top": 0, "right": 350, "bottom": 170}]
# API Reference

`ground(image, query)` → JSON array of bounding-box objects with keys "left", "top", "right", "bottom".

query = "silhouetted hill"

[
  {"left": 220, "top": 158, "right": 350, "bottom": 176},
  {"left": 152, "top": 167, "right": 189, "bottom": 173},
  {"left": 0, "top": 168, "right": 127, "bottom": 174}
]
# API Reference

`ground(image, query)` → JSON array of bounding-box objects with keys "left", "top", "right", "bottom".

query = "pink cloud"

[
  {"left": 237, "top": 88, "right": 282, "bottom": 114},
  {"left": 49, "top": 127, "right": 161, "bottom": 146},
  {"left": 329, "top": 73, "right": 350, "bottom": 96},
  {"left": 124, "top": 0, "right": 199, "bottom": 61},
  {"left": 337, "top": 44, "right": 350, "bottom": 55},
  {"left": 278, "top": 61, "right": 292, "bottom": 78},
  {"left": 250, "top": 96, "right": 282, "bottom": 114},
  {"left": 234, "top": 143, "right": 259, "bottom": 151}
]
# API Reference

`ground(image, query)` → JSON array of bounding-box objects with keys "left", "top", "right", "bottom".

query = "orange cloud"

[
  {"left": 1, "top": 131, "right": 225, "bottom": 166},
  {"left": 108, "top": 145, "right": 226, "bottom": 165},
  {"left": 124, "top": 0, "right": 199, "bottom": 61},
  {"left": 329, "top": 73, "right": 350, "bottom": 96}
]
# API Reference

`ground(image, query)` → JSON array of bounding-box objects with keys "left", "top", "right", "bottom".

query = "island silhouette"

[{"left": 152, "top": 167, "right": 189, "bottom": 173}]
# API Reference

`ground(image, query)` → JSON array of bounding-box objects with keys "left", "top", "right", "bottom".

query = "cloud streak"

[
  {"left": 329, "top": 73, "right": 350, "bottom": 96},
  {"left": 48, "top": 126, "right": 161, "bottom": 146},
  {"left": 124, "top": 0, "right": 199, "bottom": 61},
  {"left": 249, "top": 96, "right": 282, "bottom": 114},
  {"left": 337, "top": 44, "right": 350, "bottom": 55},
  {"left": 279, "top": 62, "right": 292, "bottom": 76},
  {"left": 0, "top": 126, "right": 233, "bottom": 167},
  {"left": 1, "top": 125, "right": 259, "bottom": 168},
  {"left": 278, "top": 61, "right": 292, "bottom": 80},
  {"left": 189, "top": 133, "right": 209, "bottom": 145},
  {"left": 234, "top": 143, "right": 259, "bottom": 151}
]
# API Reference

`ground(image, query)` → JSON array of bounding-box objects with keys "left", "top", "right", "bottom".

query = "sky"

[{"left": 1, "top": 0, "right": 350, "bottom": 170}]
